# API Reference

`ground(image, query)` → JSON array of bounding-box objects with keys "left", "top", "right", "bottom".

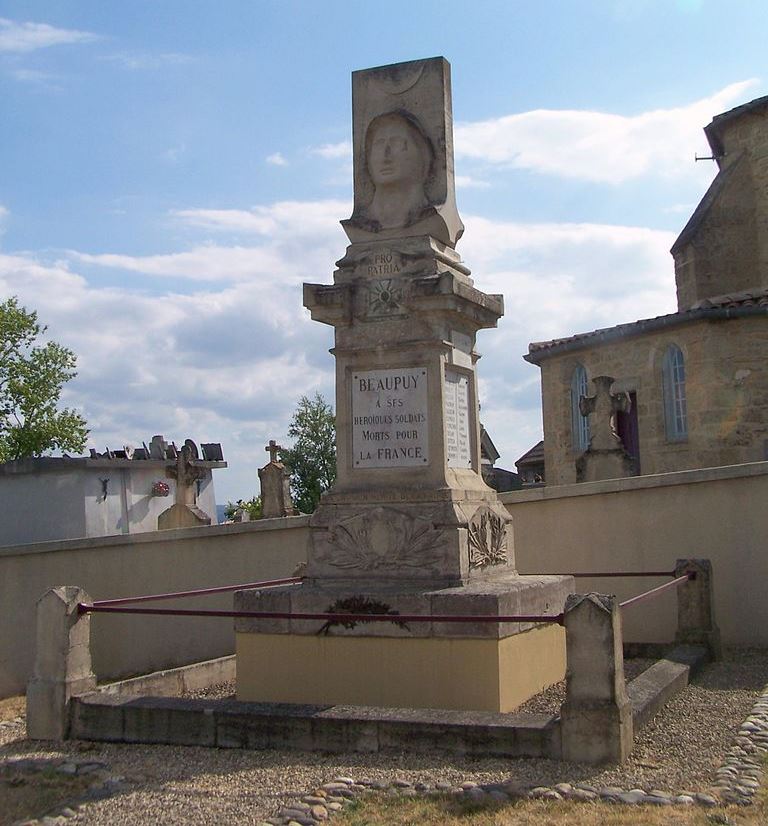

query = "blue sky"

[{"left": 1, "top": 1, "right": 766, "bottom": 504}]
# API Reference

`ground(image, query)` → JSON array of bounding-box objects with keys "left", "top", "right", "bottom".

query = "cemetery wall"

[
  {"left": 502, "top": 461, "right": 768, "bottom": 645},
  {"left": 0, "top": 517, "right": 310, "bottom": 698}
]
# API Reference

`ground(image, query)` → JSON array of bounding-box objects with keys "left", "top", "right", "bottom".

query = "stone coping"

[
  {"left": 501, "top": 460, "right": 768, "bottom": 504},
  {"left": 70, "top": 647, "right": 703, "bottom": 759},
  {"left": 0, "top": 514, "right": 311, "bottom": 558},
  {"left": 71, "top": 693, "right": 559, "bottom": 758},
  {"left": 94, "top": 655, "right": 236, "bottom": 699}
]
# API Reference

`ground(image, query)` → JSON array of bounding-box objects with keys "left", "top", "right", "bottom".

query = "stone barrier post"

[
  {"left": 26, "top": 586, "right": 96, "bottom": 740},
  {"left": 674, "top": 558, "right": 721, "bottom": 659},
  {"left": 560, "top": 593, "right": 633, "bottom": 764}
]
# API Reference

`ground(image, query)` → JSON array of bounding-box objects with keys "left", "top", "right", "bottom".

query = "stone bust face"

[
  {"left": 367, "top": 116, "right": 427, "bottom": 186},
  {"left": 364, "top": 111, "right": 432, "bottom": 230}
]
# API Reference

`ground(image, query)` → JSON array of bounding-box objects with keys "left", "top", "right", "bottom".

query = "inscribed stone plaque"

[
  {"left": 352, "top": 368, "right": 428, "bottom": 467},
  {"left": 444, "top": 369, "right": 471, "bottom": 468}
]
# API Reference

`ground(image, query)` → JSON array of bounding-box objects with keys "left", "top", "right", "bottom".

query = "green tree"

[
  {"left": 0, "top": 297, "right": 88, "bottom": 462},
  {"left": 224, "top": 495, "right": 262, "bottom": 520},
  {"left": 280, "top": 392, "right": 336, "bottom": 514}
]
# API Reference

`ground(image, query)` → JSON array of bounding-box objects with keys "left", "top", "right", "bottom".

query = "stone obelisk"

[{"left": 236, "top": 58, "right": 572, "bottom": 713}]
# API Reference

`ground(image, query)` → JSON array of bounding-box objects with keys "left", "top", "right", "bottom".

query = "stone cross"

[
  {"left": 265, "top": 439, "right": 283, "bottom": 464},
  {"left": 167, "top": 443, "right": 206, "bottom": 506},
  {"left": 579, "top": 375, "right": 630, "bottom": 452},
  {"left": 259, "top": 440, "right": 297, "bottom": 519}
]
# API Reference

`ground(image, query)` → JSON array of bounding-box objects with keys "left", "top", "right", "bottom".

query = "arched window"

[
  {"left": 662, "top": 345, "right": 687, "bottom": 441},
  {"left": 571, "top": 365, "right": 590, "bottom": 452}
]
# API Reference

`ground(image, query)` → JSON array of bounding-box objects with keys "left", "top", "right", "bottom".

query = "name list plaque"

[
  {"left": 352, "top": 367, "right": 429, "bottom": 468},
  {"left": 444, "top": 368, "right": 472, "bottom": 468}
]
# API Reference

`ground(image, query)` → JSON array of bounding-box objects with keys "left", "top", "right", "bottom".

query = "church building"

[{"left": 525, "top": 95, "right": 768, "bottom": 486}]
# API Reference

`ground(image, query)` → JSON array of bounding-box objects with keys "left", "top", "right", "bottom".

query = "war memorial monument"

[{"left": 235, "top": 57, "right": 572, "bottom": 712}]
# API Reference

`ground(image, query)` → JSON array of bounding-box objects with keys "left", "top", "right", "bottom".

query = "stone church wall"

[{"left": 540, "top": 315, "right": 768, "bottom": 486}]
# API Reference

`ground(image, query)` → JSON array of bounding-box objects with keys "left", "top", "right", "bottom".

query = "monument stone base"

[
  {"left": 576, "top": 448, "right": 635, "bottom": 483},
  {"left": 158, "top": 503, "right": 211, "bottom": 530},
  {"left": 234, "top": 572, "right": 573, "bottom": 713}
]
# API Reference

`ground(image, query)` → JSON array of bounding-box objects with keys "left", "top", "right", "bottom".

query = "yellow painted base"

[{"left": 236, "top": 624, "right": 566, "bottom": 712}]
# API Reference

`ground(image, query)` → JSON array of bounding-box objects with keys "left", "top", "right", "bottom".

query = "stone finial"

[
  {"left": 258, "top": 440, "right": 298, "bottom": 519},
  {"left": 27, "top": 586, "right": 96, "bottom": 740},
  {"left": 674, "top": 558, "right": 722, "bottom": 659},
  {"left": 560, "top": 592, "right": 633, "bottom": 764},
  {"left": 341, "top": 57, "right": 464, "bottom": 248}
]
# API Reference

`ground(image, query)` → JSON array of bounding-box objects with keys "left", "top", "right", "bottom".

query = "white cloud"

[
  {"left": 0, "top": 246, "right": 335, "bottom": 503},
  {"left": 455, "top": 175, "right": 490, "bottom": 189},
  {"left": 72, "top": 201, "right": 349, "bottom": 286},
  {"left": 310, "top": 141, "right": 352, "bottom": 160},
  {"left": 10, "top": 68, "right": 60, "bottom": 88},
  {"left": 266, "top": 152, "right": 288, "bottom": 166},
  {"left": 8, "top": 195, "right": 680, "bottom": 496},
  {"left": 455, "top": 80, "right": 760, "bottom": 183},
  {"left": 101, "top": 51, "right": 191, "bottom": 70},
  {"left": 172, "top": 200, "right": 349, "bottom": 236},
  {"left": 0, "top": 18, "right": 97, "bottom": 53},
  {"left": 163, "top": 144, "right": 186, "bottom": 164}
]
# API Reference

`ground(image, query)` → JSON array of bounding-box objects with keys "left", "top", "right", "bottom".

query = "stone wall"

[
  {"left": 502, "top": 461, "right": 768, "bottom": 645},
  {"left": 540, "top": 315, "right": 768, "bottom": 486},
  {"left": 0, "top": 517, "right": 310, "bottom": 698}
]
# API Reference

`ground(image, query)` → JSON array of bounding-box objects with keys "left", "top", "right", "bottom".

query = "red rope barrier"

[
  {"left": 619, "top": 573, "right": 691, "bottom": 610},
  {"left": 77, "top": 604, "right": 565, "bottom": 625},
  {"left": 89, "top": 576, "right": 303, "bottom": 607},
  {"left": 559, "top": 571, "right": 675, "bottom": 578}
]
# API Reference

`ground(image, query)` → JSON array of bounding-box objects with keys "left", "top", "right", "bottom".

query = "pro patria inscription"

[{"left": 352, "top": 368, "right": 428, "bottom": 467}]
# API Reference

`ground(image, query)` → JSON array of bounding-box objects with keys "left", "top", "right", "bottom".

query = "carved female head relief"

[
  {"left": 364, "top": 110, "right": 433, "bottom": 230},
  {"left": 341, "top": 57, "right": 464, "bottom": 247}
]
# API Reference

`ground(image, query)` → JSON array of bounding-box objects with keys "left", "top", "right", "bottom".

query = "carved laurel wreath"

[
  {"left": 320, "top": 507, "right": 445, "bottom": 571},
  {"left": 467, "top": 508, "right": 507, "bottom": 569}
]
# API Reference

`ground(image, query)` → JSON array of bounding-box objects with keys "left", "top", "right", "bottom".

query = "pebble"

[{"left": 711, "top": 676, "right": 768, "bottom": 805}]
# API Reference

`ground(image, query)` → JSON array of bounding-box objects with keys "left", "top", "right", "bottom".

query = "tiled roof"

[
  {"left": 526, "top": 288, "right": 768, "bottom": 363},
  {"left": 515, "top": 440, "right": 544, "bottom": 467},
  {"left": 690, "top": 287, "right": 768, "bottom": 310}
]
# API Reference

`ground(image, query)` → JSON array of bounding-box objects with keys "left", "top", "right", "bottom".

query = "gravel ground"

[{"left": 1, "top": 648, "right": 766, "bottom": 824}]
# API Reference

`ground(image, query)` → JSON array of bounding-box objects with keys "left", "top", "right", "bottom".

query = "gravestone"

[
  {"left": 158, "top": 443, "right": 211, "bottom": 529},
  {"left": 258, "top": 439, "right": 298, "bottom": 518},
  {"left": 236, "top": 58, "right": 572, "bottom": 713},
  {"left": 576, "top": 375, "right": 635, "bottom": 482}
]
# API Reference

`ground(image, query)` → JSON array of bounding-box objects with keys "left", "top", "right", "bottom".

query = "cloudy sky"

[{"left": 1, "top": 1, "right": 766, "bottom": 505}]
